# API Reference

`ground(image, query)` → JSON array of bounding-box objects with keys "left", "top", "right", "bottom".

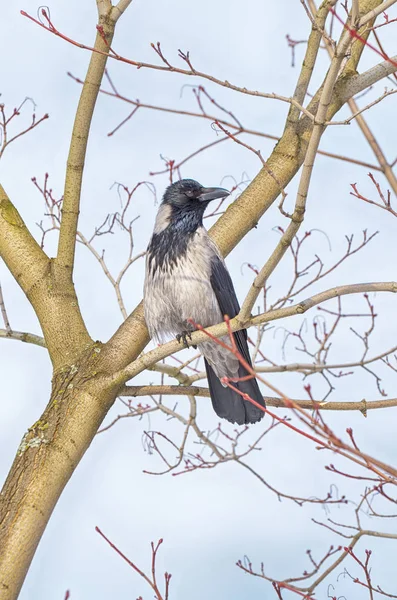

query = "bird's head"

[{"left": 162, "top": 179, "right": 230, "bottom": 209}]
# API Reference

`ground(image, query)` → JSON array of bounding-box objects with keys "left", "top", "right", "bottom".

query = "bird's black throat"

[{"left": 147, "top": 202, "right": 207, "bottom": 274}]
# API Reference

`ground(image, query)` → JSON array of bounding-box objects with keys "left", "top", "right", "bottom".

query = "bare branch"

[
  {"left": 111, "top": 0, "right": 134, "bottom": 22},
  {"left": 120, "top": 385, "right": 397, "bottom": 413},
  {"left": 118, "top": 281, "right": 397, "bottom": 383},
  {"left": 288, "top": 0, "right": 338, "bottom": 124},
  {"left": 359, "top": 0, "right": 397, "bottom": 27},
  {"left": 0, "top": 185, "right": 50, "bottom": 317},
  {"left": 21, "top": 10, "right": 324, "bottom": 120},
  {"left": 308, "top": 0, "right": 397, "bottom": 196},
  {"left": 74, "top": 72, "right": 385, "bottom": 172},
  {"left": 0, "top": 283, "right": 11, "bottom": 332},
  {"left": 351, "top": 0, "right": 360, "bottom": 25},
  {"left": 96, "top": 528, "right": 171, "bottom": 600},
  {"left": 328, "top": 89, "right": 397, "bottom": 125},
  {"left": 0, "top": 99, "right": 49, "bottom": 160},
  {"left": 341, "top": 56, "right": 397, "bottom": 101},
  {"left": 56, "top": 11, "right": 118, "bottom": 274},
  {"left": 96, "top": 0, "right": 112, "bottom": 18},
  {"left": 0, "top": 329, "right": 46, "bottom": 348}
]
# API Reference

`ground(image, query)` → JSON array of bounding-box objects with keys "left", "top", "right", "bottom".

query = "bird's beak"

[{"left": 198, "top": 186, "right": 230, "bottom": 203}]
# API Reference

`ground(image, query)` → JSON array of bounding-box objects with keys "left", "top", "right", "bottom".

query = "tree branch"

[
  {"left": 20, "top": 10, "right": 324, "bottom": 121},
  {"left": 96, "top": 0, "right": 112, "bottom": 17},
  {"left": 57, "top": 6, "right": 119, "bottom": 274},
  {"left": 112, "top": 0, "right": 134, "bottom": 21},
  {"left": 240, "top": 23, "right": 354, "bottom": 320},
  {"left": 358, "top": 0, "right": 397, "bottom": 26},
  {"left": 116, "top": 281, "right": 397, "bottom": 384},
  {"left": 287, "top": 0, "right": 337, "bottom": 124},
  {"left": 308, "top": 0, "right": 397, "bottom": 196},
  {"left": 340, "top": 55, "right": 397, "bottom": 101},
  {"left": 80, "top": 73, "right": 383, "bottom": 172},
  {"left": 0, "top": 184, "right": 52, "bottom": 313},
  {"left": 0, "top": 329, "right": 46, "bottom": 348},
  {"left": 120, "top": 385, "right": 397, "bottom": 413},
  {"left": 0, "top": 282, "right": 11, "bottom": 332},
  {"left": 0, "top": 184, "right": 91, "bottom": 365}
]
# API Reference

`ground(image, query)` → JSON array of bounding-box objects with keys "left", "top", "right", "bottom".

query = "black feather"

[
  {"left": 147, "top": 206, "right": 204, "bottom": 275},
  {"left": 207, "top": 255, "right": 266, "bottom": 424}
]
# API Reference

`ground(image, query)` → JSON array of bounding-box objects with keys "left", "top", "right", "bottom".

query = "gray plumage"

[{"left": 144, "top": 179, "right": 265, "bottom": 424}]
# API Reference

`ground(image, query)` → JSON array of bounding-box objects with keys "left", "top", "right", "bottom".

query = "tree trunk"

[{"left": 0, "top": 344, "right": 119, "bottom": 600}]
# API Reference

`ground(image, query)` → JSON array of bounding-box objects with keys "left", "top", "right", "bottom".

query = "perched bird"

[{"left": 144, "top": 179, "right": 266, "bottom": 424}]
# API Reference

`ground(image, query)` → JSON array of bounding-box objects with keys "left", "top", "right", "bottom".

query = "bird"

[{"left": 144, "top": 179, "right": 266, "bottom": 425}]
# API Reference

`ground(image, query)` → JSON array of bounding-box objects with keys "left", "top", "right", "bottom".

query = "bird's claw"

[{"left": 176, "top": 330, "right": 196, "bottom": 349}]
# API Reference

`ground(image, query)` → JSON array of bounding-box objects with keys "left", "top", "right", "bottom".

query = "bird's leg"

[{"left": 176, "top": 329, "right": 197, "bottom": 349}]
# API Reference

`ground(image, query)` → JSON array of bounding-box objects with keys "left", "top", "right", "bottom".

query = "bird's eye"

[{"left": 185, "top": 190, "right": 195, "bottom": 198}]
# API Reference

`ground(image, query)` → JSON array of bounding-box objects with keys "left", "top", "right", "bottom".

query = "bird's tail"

[{"left": 204, "top": 359, "right": 265, "bottom": 425}]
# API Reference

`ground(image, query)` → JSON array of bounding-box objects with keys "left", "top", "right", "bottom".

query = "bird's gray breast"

[{"left": 144, "top": 227, "right": 223, "bottom": 342}]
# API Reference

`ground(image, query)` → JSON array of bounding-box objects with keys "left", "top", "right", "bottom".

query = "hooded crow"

[{"left": 144, "top": 179, "right": 265, "bottom": 424}]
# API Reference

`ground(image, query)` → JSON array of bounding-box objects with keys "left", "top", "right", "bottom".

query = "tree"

[{"left": 1, "top": 0, "right": 397, "bottom": 598}]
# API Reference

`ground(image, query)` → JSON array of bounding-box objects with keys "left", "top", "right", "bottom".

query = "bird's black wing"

[
  {"left": 210, "top": 254, "right": 244, "bottom": 330},
  {"left": 206, "top": 255, "right": 265, "bottom": 424}
]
